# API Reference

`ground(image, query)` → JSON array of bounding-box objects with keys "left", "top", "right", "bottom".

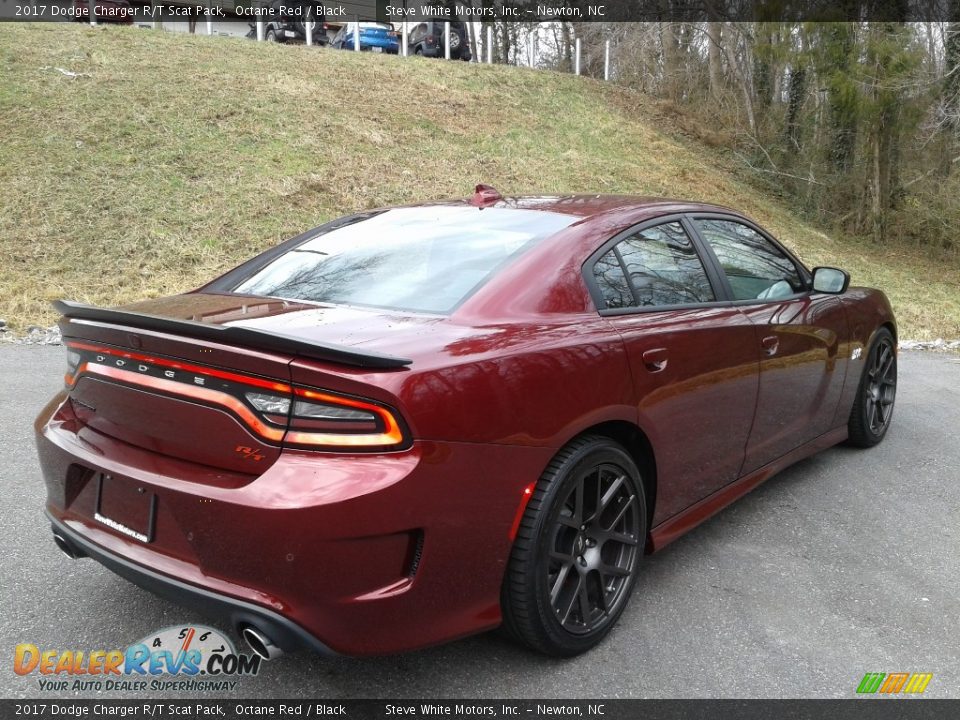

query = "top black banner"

[{"left": 1, "top": 0, "right": 958, "bottom": 22}]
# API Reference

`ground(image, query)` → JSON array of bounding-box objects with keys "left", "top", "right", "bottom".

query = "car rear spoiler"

[{"left": 53, "top": 300, "right": 413, "bottom": 370}]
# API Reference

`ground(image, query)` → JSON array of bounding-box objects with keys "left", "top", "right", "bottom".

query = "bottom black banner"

[{"left": 1, "top": 700, "right": 956, "bottom": 720}]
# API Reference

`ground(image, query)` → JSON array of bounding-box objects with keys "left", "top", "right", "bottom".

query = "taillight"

[
  {"left": 64, "top": 347, "right": 82, "bottom": 386},
  {"left": 64, "top": 341, "right": 409, "bottom": 452},
  {"left": 241, "top": 388, "right": 403, "bottom": 448},
  {"left": 285, "top": 387, "right": 406, "bottom": 449},
  {"left": 245, "top": 392, "right": 291, "bottom": 415}
]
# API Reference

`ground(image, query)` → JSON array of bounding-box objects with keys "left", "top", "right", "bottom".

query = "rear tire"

[
  {"left": 847, "top": 327, "right": 897, "bottom": 447},
  {"left": 501, "top": 436, "right": 647, "bottom": 657}
]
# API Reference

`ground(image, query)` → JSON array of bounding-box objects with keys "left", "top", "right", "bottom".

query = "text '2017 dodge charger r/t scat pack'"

[{"left": 36, "top": 186, "right": 897, "bottom": 658}]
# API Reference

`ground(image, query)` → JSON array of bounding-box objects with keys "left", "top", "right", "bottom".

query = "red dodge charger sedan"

[{"left": 35, "top": 188, "right": 897, "bottom": 658}]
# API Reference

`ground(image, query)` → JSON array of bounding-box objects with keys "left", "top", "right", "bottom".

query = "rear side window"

[
  {"left": 592, "top": 221, "right": 715, "bottom": 309},
  {"left": 693, "top": 219, "right": 805, "bottom": 301},
  {"left": 226, "top": 206, "right": 574, "bottom": 314}
]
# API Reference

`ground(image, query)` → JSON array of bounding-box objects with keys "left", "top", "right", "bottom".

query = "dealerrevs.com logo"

[{"left": 14, "top": 625, "right": 262, "bottom": 692}]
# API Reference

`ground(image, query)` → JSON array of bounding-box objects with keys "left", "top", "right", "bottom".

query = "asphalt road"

[{"left": 2, "top": 345, "right": 958, "bottom": 699}]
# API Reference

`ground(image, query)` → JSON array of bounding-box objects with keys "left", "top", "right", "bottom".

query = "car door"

[
  {"left": 586, "top": 217, "right": 760, "bottom": 525},
  {"left": 689, "top": 216, "right": 850, "bottom": 475}
]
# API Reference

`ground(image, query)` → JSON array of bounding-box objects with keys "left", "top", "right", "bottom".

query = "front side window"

[
  {"left": 225, "top": 206, "right": 575, "bottom": 314},
  {"left": 592, "top": 221, "right": 715, "bottom": 309},
  {"left": 694, "top": 219, "right": 805, "bottom": 301}
]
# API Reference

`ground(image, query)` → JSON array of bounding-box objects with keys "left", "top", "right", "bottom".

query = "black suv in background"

[
  {"left": 244, "top": 0, "right": 328, "bottom": 44},
  {"left": 408, "top": 20, "right": 472, "bottom": 60}
]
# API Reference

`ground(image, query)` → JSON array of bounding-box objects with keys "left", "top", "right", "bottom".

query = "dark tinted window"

[
  {"left": 592, "top": 249, "right": 633, "bottom": 309},
  {"left": 593, "top": 221, "right": 715, "bottom": 309},
  {"left": 227, "top": 207, "right": 574, "bottom": 314},
  {"left": 694, "top": 219, "right": 804, "bottom": 301}
]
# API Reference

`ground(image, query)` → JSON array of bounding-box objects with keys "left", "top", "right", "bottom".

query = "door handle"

[
  {"left": 761, "top": 335, "right": 779, "bottom": 356},
  {"left": 642, "top": 348, "right": 669, "bottom": 372}
]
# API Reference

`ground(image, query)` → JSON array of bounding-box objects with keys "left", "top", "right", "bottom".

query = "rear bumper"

[
  {"left": 419, "top": 43, "right": 468, "bottom": 59},
  {"left": 36, "top": 393, "right": 553, "bottom": 656},
  {"left": 47, "top": 512, "right": 336, "bottom": 656}
]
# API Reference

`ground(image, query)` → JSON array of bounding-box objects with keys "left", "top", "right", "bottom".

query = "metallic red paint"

[{"left": 35, "top": 195, "right": 897, "bottom": 656}]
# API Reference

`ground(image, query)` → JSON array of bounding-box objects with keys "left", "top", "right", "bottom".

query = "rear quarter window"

[{"left": 591, "top": 221, "right": 716, "bottom": 310}]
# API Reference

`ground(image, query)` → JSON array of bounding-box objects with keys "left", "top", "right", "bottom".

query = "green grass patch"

[{"left": 1, "top": 23, "right": 957, "bottom": 339}]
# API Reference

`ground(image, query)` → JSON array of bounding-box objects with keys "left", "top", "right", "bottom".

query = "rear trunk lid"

[{"left": 57, "top": 293, "right": 419, "bottom": 475}]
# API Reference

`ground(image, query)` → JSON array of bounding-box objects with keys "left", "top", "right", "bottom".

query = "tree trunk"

[
  {"left": 722, "top": 23, "right": 756, "bottom": 133},
  {"left": 660, "top": 20, "right": 680, "bottom": 100},
  {"left": 784, "top": 60, "right": 807, "bottom": 153},
  {"left": 707, "top": 22, "right": 722, "bottom": 97},
  {"left": 824, "top": 22, "right": 859, "bottom": 173},
  {"left": 754, "top": 23, "right": 773, "bottom": 110},
  {"left": 943, "top": 19, "right": 960, "bottom": 175},
  {"left": 496, "top": 22, "right": 511, "bottom": 64},
  {"left": 639, "top": 25, "right": 654, "bottom": 92},
  {"left": 867, "top": 19, "right": 909, "bottom": 236}
]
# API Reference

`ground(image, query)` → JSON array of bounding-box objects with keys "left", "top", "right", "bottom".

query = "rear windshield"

[{"left": 224, "top": 206, "right": 575, "bottom": 314}]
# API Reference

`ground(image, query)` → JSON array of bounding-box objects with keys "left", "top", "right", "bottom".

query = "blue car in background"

[{"left": 331, "top": 22, "right": 400, "bottom": 54}]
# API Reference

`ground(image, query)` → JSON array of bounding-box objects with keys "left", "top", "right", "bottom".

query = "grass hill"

[{"left": 1, "top": 23, "right": 957, "bottom": 339}]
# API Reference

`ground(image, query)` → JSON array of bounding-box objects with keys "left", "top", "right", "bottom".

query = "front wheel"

[
  {"left": 501, "top": 436, "right": 647, "bottom": 656},
  {"left": 847, "top": 327, "right": 897, "bottom": 447}
]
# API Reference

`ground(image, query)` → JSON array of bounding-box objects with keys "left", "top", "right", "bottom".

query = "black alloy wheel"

[
  {"left": 501, "top": 436, "right": 647, "bottom": 656},
  {"left": 848, "top": 327, "right": 897, "bottom": 447}
]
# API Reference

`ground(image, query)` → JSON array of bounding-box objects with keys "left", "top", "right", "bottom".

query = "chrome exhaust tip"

[
  {"left": 241, "top": 626, "right": 284, "bottom": 660},
  {"left": 52, "top": 532, "right": 83, "bottom": 560}
]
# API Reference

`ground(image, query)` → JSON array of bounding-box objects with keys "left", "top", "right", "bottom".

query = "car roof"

[{"left": 417, "top": 194, "right": 741, "bottom": 220}]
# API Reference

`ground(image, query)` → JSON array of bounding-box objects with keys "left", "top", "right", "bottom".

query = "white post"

[
  {"left": 205, "top": 0, "right": 212, "bottom": 35},
  {"left": 444, "top": 22, "right": 450, "bottom": 60},
  {"left": 305, "top": 9, "right": 313, "bottom": 46},
  {"left": 89, "top": 0, "right": 96, "bottom": 26},
  {"left": 604, "top": 38, "right": 611, "bottom": 80},
  {"left": 528, "top": 33, "right": 535, "bottom": 68},
  {"left": 354, "top": 17, "right": 360, "bottom": 51},
  {"left": 575, "top": 37, "right": 581, "bottom": 75},
  {"left": 402, "top": 21, "right": 407, "bottom": 56},
  {"left": 486, "top": 25, "right": 492, "bottom": 64},
  {"left": 256, "top": 19, "right": 265, "bottom": 41}
]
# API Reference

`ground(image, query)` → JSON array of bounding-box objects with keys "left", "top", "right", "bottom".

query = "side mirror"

[{"left": 812, "top": 267, "right": 850, "bottom": 294}]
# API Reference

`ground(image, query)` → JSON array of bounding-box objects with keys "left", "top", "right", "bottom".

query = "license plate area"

[{"left": 94, "top": 473, "right": 156, "bottom": 543}]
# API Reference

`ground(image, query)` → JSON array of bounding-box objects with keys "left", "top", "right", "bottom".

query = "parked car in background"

[
  {"left": 408, "top": 20, "right": 471, "bottom": 60},
  {"left": 37, "top": 187, "right": 898, "bottom": 659},
  {"left": 331, "top": 22, "right": 399, "bottom": 53},
  {"left": 243, "top": 0, "right": 327, "bottom": 44}
]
